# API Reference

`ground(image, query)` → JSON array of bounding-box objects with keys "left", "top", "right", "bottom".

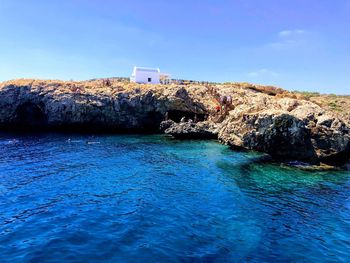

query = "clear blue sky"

[{"left": 0, "top": 0, "right": 349, "bottom": 94}]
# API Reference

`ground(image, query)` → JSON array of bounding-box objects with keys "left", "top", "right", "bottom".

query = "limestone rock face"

[
  {"left": 215, "top": 89, "right": 350, "bottom": 165},
  {"left": 218, "top": 113, "right": 318, "bottom": 163},
  {"left": 164, "top": 121, "right": 218, "bottom": 139},
  {"left": 309, "top": 120, "right": 350, "bottom": 165},
  {"left": 0, "top": 80, "right": 206, "bottom": 132},
  {"left": 159, "top": 120, "right": 175, "bottom": 132},
  {"left": 0, "top": 79, "right": 349, "bottom": 165}
]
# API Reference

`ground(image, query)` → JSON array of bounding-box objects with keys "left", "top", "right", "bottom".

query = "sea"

[{"left": 0, "top": 133, "right": 349, "bottom": 262}]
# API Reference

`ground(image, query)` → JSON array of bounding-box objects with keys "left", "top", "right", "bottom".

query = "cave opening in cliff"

[
  {"left": 140, "top": 111, "right": 165, "bottom": 133},
  {"left": 167, "top": 110, "right": 206, "bottom": 122},
  {"left": 15, "top": 102, "right": 47, "bottom": 128}
]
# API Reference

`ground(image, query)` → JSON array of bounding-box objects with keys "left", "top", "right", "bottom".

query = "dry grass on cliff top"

[
  {"left": 307, "top": 94, "right": 350, "bottom": 118},
  {"left": 223, "top": 82, "right": 350, "bottom": 119},
  {"left": 0, "top": 78, "right": 170, "bottom": 95},
  {"left": 1, "top": 78, "right": 349, "bottom": 119}
]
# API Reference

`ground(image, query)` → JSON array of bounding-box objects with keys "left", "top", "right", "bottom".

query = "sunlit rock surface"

[{"left": 0, "top": 79, "right": 349, "bottom": 165}]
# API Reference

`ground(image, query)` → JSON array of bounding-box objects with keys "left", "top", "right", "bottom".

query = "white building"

[{"left": 130, "top": 67, "right": 161, "bottom": 84}]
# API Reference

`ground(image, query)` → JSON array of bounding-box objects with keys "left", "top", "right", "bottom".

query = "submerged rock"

[{"left": 284, "top": 161, "right": 342, "bottom": 171}]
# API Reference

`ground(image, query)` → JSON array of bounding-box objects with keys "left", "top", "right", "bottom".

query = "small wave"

[
  {"left": 0, "top": 139, "right": 20, "bottom": 145},
  {"left": 66, "top": 139, "right": 83, "bottom": 143},
  {"left": 87, "top": 141, "right": 100, "bottom": 145}
]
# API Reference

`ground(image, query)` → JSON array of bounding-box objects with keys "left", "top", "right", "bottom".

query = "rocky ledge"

[
  {"left": 163, "top": 120, "right": 218, "bottom": 140},
  {"left": 0, "top": 79, "right": 349, "bottom": 166}
]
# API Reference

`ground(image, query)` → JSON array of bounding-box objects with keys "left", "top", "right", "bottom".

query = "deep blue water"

[{"left": 0, "top": 133, "right": 350, "bottom": 263}]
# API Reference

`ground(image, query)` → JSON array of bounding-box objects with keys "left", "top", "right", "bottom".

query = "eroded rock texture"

[{"left": 0, "top": 79, "right": 349, "bottom": 165}]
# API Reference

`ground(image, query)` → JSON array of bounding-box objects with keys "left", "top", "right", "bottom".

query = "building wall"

[{"left": 133, "top": 70, "right": 160, "bottom": 84}]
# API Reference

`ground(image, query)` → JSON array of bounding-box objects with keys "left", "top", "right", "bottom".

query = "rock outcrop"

[
  {"left": 215, "top": 86, "right": 350, "bottom": 165},
  {"left": 0, "top": 79, "right": 349, "bottom": 166},
  {"left": 219, "top": 113, "right": 318, "bottom": 163},
  {"left": 0, "top": 79, "right": 206, "bottom": 132},
  {"left": 164, "top": 121, "right": 218, "bottom": 139}
]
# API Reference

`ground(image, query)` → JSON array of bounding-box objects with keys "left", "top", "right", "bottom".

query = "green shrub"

[{"left": 328, "top": 102, "right": 342, "bottom": 111}]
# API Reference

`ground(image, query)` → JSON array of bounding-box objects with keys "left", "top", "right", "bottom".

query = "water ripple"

[{"left": 0, "top": 133, "right": 350, "bottom": 262}]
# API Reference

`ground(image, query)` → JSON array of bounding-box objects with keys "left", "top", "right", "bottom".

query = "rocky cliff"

[
  {"left": 0, "top": 79, "right": 206, "bottom": 132},
  {"left": 0, "top": 79, "right": 349, "bottom": 166}
]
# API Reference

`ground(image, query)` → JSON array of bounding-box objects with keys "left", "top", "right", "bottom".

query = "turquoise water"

[{"left": 0, "top": 133, "right": 350, "bottom": 262}]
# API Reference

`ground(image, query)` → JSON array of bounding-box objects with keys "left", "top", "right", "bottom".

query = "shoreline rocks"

[
  {"left": 163, "top": 121, "right": 219, "bottom": 140},
  {"left": 0, "top": 79, "right": 349, "bottom": 166},
  {"left": 219, "top": 113, "right": 319, "bottom": 164}
]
